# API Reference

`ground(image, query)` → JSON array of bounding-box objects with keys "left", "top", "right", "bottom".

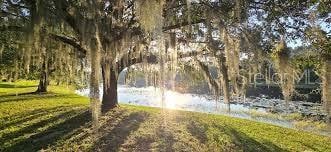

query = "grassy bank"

[{"left": 0, "top": 81, "right": 330, "bottom": 152}]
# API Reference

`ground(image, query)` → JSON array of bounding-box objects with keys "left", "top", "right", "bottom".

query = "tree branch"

[
  {"left": 48, "top": 33, "right": 87, "bottom": 56},
  {"left": 163, "top": 19, "right": 206, "bottom": 31},
  {"left": 0, "top": 25, "right": 25, "bottom": 32},
  {"left": 195, "top": 58, "right": 220, "bottom": 93}
]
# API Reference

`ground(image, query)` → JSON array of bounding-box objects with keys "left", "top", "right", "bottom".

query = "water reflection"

[{"left": 76, "top": 85, "right": 330, "bottom": 136}]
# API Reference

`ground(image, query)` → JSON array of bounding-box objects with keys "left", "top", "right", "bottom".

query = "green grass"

[
  {"left": 0, "top": 81, "right": 330, "bottom": 152},
  {"left": 247, "top": 109, "right": 330, "bottom": 132}
]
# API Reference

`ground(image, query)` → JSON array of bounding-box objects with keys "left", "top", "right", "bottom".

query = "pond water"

[{"left": 76, "top": 85, "right": 330, "bottom": 136}]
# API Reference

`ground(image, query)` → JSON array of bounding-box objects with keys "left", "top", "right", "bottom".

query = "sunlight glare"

[{"left": 164, "top": 90, "right": 190, "bottom": 109}]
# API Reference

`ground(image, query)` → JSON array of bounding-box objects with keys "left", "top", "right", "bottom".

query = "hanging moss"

[
  {"left": 135, "top": 0, "right": 165, "bottom": 33},
  {"left": 158, "top": 36, "right": 166, "bottom": 108},
  {"left": 186, "top": 0, "right": 192, "bottom": 23},
  {"left": 0, "top": 44, "right": 3, "bottom": 61},
  {"left": 221, "top": 28, "right": 241, "bottom": 97},
  {"left": 271, "top": 40, "right": 300, "bottom": 110},
  {"left": 169, "top": 33, "right": 177, "bottom": 90}
]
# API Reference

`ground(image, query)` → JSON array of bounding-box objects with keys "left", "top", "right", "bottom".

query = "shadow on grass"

[
  {"left": 187, "top": 120, "right": 288, "bottom": 152},
  {"left": 187, "top": 120, "right": 208, "bottom": 144},
  {"left": 0, "top": 83, "right": 37, "bottom": 88},
  {"left": 0, "top": 92, "right": 36, "bottom": 96},
  {"left": 0, "top": 106, "right": 82, "bottom": 130},
  {"left": 124, "top": 122, "right": 177, "bottom": 152},
  {"left": 0, "top": 92, "right": 38, "bottom": 101},
  {"left": 156, "top": 125, "right": 176, "bottom": 152},
  {"left": 120, "top": 112, "right": 184, "bottom": 151},
  {"left": 91, "top": 112, "right": 150, "bottom": 151},
  {"left": 1, "top": 109, "right": 90, "bottom": 152},
  {"left": 0, "top": 92, "right": 80, "bottom": 103}
]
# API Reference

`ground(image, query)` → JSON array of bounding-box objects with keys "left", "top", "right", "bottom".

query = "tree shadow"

[
  {"left": 156, "top": 124, "right": 176, "bottom": 152},
  {"left": 128, "top": 123, "right": 177, "bottom": 152},
  {"left": 1, "top": 109, "right": 91, "bottom": 152},
  {"left": 0, "top": 93, "right": 79, "bottom": 103},
  {"left": 0, "top": 92, "right": 37, "bottom": 99},
  {"left": 187, "top": 120, "right": 288, "bottom": 152},
  {"left": 302, "top": 143, "right": 319, "bottom": 152},
  {"left": 126, "top": 135, "right": 154, "bottom": 151},
  {"left": 91, "top": 112, "right": 150, "bottom": 151},
  {"left": 217, "top": 125, "right": 288, "bottom": 152},
  {"left": 0, "top": 83, "right": 37, "bottom": 88},
  {"left": 106, "top": 113, "right": 178, "bottom": 152},
  {"left": 0, "top": 106, "right": 77, "bottom": 130},
  {"left": 187, "top": 120, "right": 208, "bottom": 144}
]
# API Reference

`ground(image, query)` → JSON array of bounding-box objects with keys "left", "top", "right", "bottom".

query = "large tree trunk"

[
  {"left": 217, "top": 27, "right": 231, "bottom": 111},
  {"left": 322, "top": 58, "right": 331, "bottom": 124},
  {"left": 36, "top": 70, "right": 48, "bottom": 93},
  {"left": 101, "top": 65, "right": 118, "bottom": 113},
  {"left": 7, "top": 72, "right": 12, "bottom": 82},
  {"left": 89, "top": 34, "right": 102, "bottom": 132},
  {"left": 36, "top": 54, "right": 48, "bottom": 93},
  {"left": 219, "top": 53, "right": 231, "bottom": 111},
  {"left": 13, "top": 61, "right": 19, "bottom": 82}
]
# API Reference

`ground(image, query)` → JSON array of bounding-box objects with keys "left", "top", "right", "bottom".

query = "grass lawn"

[{"left": 0, "top": 81, "right": 330, "bottom": 152}]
